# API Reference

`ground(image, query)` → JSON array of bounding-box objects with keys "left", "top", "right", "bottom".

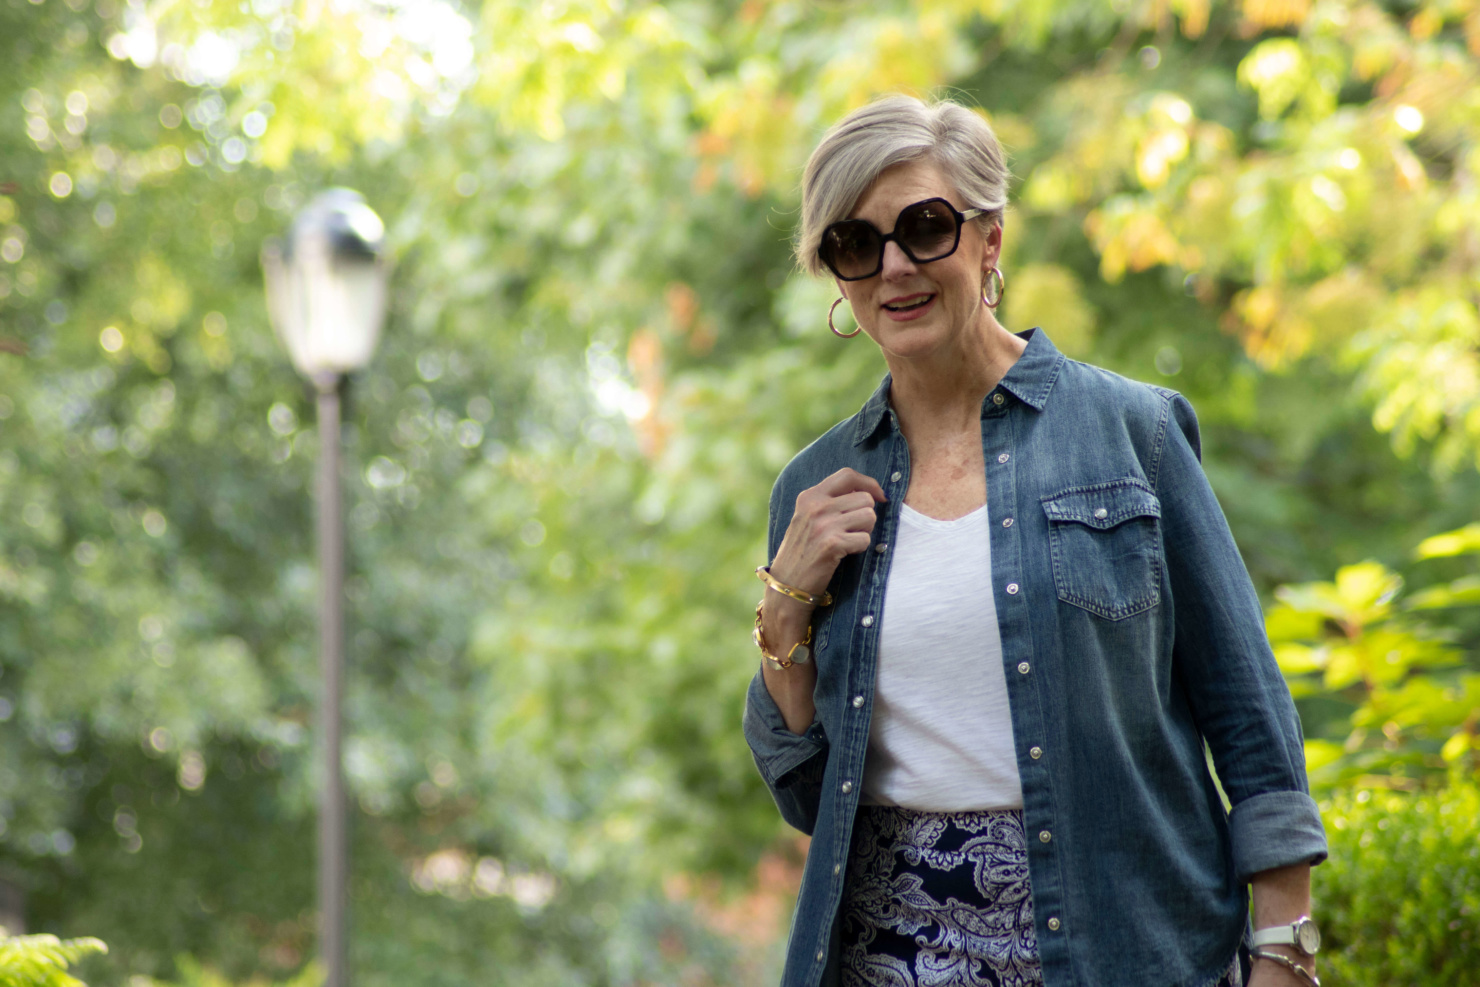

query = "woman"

[{"left": 743, "top": 95, "right": 1328, "bottom": 987}]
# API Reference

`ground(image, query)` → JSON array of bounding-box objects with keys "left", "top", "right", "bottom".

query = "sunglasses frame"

[{"left": 819, "top": 197, "right": 990, "bottom": 282}]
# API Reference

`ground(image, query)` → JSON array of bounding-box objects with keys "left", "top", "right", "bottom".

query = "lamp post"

[{"left": 262, "top": 189, "right": 388, "bottom": 987}]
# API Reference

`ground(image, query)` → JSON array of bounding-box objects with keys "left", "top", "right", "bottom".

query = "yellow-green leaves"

[
  {"left": 1415, "top": 523, "right": 1480, "bottom": 560},
  {"left": 1275, "top": 560, "right": 1402, "bottom": 629},
  {"left": 1269, "top": 553, "right": 1479, "bottom": 788},
  {"left": 0, "top": 933, "right": 107, "bottom": 987},
  {"left": 1239, "top": 39, "right": 1311, "bottom": 120},
  {"left": 1001, "top": 264, "right": 1097, "bottom": 355}
]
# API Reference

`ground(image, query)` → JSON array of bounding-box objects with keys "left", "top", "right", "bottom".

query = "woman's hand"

[
  {"left": 769, "top": 468, "right": 888, "bottom": 594},
  {"left": 759, "top": 469, "right": 887, "bottom": 734}
]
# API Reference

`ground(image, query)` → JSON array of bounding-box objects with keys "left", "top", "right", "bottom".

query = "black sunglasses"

[{"left": 818, "top": 197, "right": 989, "bottom": 281}]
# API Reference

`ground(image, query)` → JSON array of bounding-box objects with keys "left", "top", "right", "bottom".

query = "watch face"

[{"left": 1295, "top": 918, "right": 1321, "bottom": 954}]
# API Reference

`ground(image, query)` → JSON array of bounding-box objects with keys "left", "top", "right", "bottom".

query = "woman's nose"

[{"left": 880, "top": 239, "right": 918, "bottom": 279}]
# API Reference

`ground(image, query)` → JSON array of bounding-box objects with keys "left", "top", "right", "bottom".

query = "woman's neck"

[{"left": 886, "top": 313, "right": 1028, "bottom": 440}]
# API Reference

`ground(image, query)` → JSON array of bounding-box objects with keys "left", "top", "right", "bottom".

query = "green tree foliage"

[
  {"left": 1267, "top": 523, "right": 1480, "bottom": 788},
  {"left": 1, "top": 0, "right": 1478, "bottom": 983},
  {"left": 130, "top": 957, "right": 321, "bottom": 987},
  {"left": 0, "top": 931, "right": 106, "bottom": 987}
]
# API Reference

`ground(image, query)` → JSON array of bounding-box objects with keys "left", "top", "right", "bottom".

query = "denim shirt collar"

[{"left": 850, "top": 327, "right": 1066, "bottom": 446}]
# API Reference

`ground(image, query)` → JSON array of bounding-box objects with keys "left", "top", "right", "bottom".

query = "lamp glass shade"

[{"left": 262, "top": 189, "right": 388, "bottom": 378}]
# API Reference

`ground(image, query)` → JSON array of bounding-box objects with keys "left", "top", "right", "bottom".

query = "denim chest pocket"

[{"left": 1041, "top": 478, "right": 1163, "bottom": 620}]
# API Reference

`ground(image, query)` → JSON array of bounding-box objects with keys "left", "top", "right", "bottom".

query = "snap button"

[
  {"left": 997, "top": 452, "right": 1009, "bottom": 463},
  {"left": 1006, "top": 583, "right": 1019, "bottom": 595},
  {"left": 1094, "top": 507, "right": 1108, "bottom": 519},
  {"left": 890, "top": 471, "right": 902, "bottom": 482},
  {"left": 1018, "top": 662, "right": 1030, "bottom": 674},
  {"left": 1048, "top": 917, "right": 1061, "bottom": 932},
  {"left": 833, "top": 863, "right": 841, "bottom": 875},
  {"left": 992, "top": 393, "right": 1005, "bottom": 405},
  {"left": 1030, "top": 746, "right": 1043, "bottom": 759},
  {"left": 816, "top": 949, "right": 825, "bottom": 961},
  {"left": 875, "top": 542, "right": 888, "bottom": 553},
  {"left": 1002, "top": 517, "right": 1013, "bottom": 528},
  {"left": 852, "top": 695, "right": 865, "bottom": 708},
  {"left": 841, "top": 780, "right": 853, "bottom": 794},
  {"left": 1039, "top": 830, "right": 1052, "bottom": 843},
  {"left": 861, "top": 614, "right": 874, "bottom": 627}
]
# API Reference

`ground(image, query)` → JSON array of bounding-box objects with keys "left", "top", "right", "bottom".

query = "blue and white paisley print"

[
  {"left": 840, "top": 806, "right": 1242, "bottom": 987},
  {"left": 842, "top": 807, "right": 1043, "bottom": 987}
]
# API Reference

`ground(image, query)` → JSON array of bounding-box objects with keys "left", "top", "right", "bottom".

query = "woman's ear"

[
  {"left": 834, "top": 277, "right": 848, "bottom": 300},
  {"left": 980, "top": 222, "right": 1003, "bottom": 274}
]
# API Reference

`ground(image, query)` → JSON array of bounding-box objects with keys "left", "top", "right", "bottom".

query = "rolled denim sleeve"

[
  {"left": 744, "top": 670, "right": 828, "bottom": 834},
  {"left": 1158, "top": 394, "right": 1328, "bottom": 883}
]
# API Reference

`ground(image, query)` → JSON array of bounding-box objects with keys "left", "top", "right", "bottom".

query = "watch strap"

[
  {"left": 1252, "top": 915, "right": 1320, "bottom": 956},
  {"left": 1250, "top": 926, "right": 1297, "bottom": 948}
]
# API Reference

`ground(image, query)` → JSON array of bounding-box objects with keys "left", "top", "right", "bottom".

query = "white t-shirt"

[{"left": 861, "top": 502, "right": 1023, "bottom": 811}]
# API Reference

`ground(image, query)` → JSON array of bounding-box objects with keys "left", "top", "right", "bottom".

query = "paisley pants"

[{"left": 840, "top": 806, "right": 1242, "bottom": 987}]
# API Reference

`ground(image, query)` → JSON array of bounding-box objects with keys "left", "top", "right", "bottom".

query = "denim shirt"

[{"left": 743, "top": 329, "right": 1327, "bottom": 987}]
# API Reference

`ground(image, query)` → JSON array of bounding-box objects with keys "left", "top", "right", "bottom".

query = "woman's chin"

[{"left": 871, "top": 315, "right": 965, "bottom": 357}]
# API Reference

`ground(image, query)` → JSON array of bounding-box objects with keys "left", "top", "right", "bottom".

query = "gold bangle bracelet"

[
  {"left": 1250, "top": 950, "right": 1320, "bottom": 987},
  {"left": 756, "top": 566, "right": 833, "bottom": 608}
]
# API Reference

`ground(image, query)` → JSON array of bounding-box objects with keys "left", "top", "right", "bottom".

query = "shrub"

[{"left": 1316, "top": 782, "right": 1480, "bottom": 986}]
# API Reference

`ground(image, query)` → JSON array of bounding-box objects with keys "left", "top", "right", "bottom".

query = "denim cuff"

[
  {"left": 1228, "top": 789, "right": 1329, "bottom": 883},
  {"left": 743, "top": 671, "right": 825, "bottom": 788}
]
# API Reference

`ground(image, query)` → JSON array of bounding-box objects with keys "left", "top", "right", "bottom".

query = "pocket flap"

[{"left": 1041, "top": 479, "right": 1161, "bottom": 530}]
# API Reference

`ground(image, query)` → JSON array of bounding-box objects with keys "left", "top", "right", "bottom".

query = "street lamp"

[{"left": 262, "top": 188, "right": 389, "bottom": 987}]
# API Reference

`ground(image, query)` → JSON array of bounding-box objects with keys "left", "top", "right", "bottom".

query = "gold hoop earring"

[
  {"left": 982, "top": 267, "right": 1005, "bottom": 309},
  {"left": 829, "top": 297, "right": 862, "bottom": 338}
]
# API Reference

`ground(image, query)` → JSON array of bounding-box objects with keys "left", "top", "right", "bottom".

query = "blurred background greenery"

[{"left": 0, "top": 0, "right": 1477, "bottom": 984}]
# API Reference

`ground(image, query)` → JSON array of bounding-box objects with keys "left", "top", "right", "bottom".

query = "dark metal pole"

[{"left": 315, "top": 373, "right": 347, "bottom": 987}]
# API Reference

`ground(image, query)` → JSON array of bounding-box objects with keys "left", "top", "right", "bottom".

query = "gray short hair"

[{"left": 795, "top": 95, "right": 1011, "bottom": 276}]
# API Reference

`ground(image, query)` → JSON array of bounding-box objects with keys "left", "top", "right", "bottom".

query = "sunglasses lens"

[
  {"left": 819, "top": 200, "right": 965, "bottom": 279},
  {"left": 821, "top": 222, "right": 881, "bottom": 279},
  {"left": 897, "top": 201, "right": 960, "bottom": 260}
]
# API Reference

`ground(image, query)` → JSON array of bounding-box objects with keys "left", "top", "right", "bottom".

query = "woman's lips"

[{"left": 882, "top": 293, "right": 936, "bottom": 321}]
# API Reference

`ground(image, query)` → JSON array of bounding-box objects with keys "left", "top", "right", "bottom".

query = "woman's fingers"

[
  {"left": 832, "top": 490, "right": 882, "bottom": 515},
  {"left": 819, "top": 468, "right": 888, "bottom": 503},
  {"left": 774, "top": 468, "right": 890, "bottom": 588},
  {"left": 839, "top": 505, "right": 881, "bottom": 532}
]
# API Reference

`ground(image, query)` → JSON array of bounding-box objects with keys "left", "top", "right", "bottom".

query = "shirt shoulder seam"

[{"left": 1148, "top": 388, "right": 1176, "bottom": 493}]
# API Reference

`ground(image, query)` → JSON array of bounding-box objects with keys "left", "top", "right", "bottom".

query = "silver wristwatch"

[{"left": 1251, "top": 915, "right": 1321, "bottom": 956}]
